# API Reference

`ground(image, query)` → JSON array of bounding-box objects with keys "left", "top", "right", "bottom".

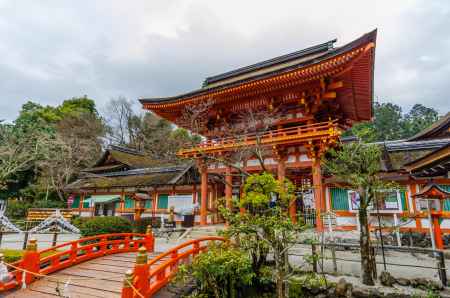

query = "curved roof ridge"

[
  {"left": 203, "top": 38, "right": 336, "bottom": 86},
  {"left": 139, "top": 29, "right": 377, "bottom": 105}
]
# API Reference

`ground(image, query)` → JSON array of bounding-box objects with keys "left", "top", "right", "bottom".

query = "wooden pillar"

[
  {"left": 120, "top": 193, "right": 125, "bottom": 213},
  {"left": 200, "top": 162, "right": 208, "bottom": 226},
  {"left": 277, "top": 156, "right": 297, "bottom": 223},
  {"left": 239, "top": 182, "right": 246, "bottom": 215},
  {"left": 151, "top": 190, "right": 157, "bottom": 227},
  {"left": 312, "top": 158, "right": 324, "bottom": 231},
  {"left": 225, "top": 166, "right": 233, "bottom": 211},
  {"left": 409, "top": 184, "right": 422, "bottom": 230},
  {"left": 79, "top": 194, "right": 85, "bottom": 216},
  {"left": 193, "top": 184, "right": 197, "bottom": 204},
  {"left": 433, "top": 215, "right": 444, "bottom": 250}
]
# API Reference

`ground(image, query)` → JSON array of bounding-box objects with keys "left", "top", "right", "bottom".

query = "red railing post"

[
  {"left": 170, "top": 251, "right": 178, "bottom": 272},
  {"left": 121, "top": 269, "right": 134, "bottom": 298},
  {"left": 193, "top": 241, "right": 200, "bottom": 257},
  {"left": 70, "top": 241, "right": 78, "bottom": 263},
  {"left": 133, "top": 246, "right": 149, "bottom": 297},
  {"left": 145, "top": 225, "right": 155, "bottom": 253},
  {"left": 101, "top": 235, "right": 108, "bottom": 254},
  {"left": 124, "top": 235, "right": 130, "bottom": 251},
  {"left": 21, "top": 239, "right": 40, "bottom": 285}
]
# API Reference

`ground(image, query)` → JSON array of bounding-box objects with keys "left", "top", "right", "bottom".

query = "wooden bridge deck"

[{"left": 6, "top": 251, "right": 168, "bottom": 298}]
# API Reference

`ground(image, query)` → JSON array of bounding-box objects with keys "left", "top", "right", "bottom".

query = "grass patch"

[{"left": 0, "top": 249, "right": 60, "bottom": 263}]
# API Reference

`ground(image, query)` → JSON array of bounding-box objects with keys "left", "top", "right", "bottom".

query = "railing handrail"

[
  {"left": 147, "top": 236, "right": 224, "bottom": 267},
  {"left": 178, "top": 121, "right": 339, "bottom": 155},
  {"left": 38, "top": 233, "right": 146, "bottom": 255},
  {"left": 145, "top": 236, "right": 225, "bottom": 296},
  {"left": 120, "top": 236, "right": 225, "bottom": 297},
  {"left": 199, "top": 121, "right": 337, "bottom": 145}
]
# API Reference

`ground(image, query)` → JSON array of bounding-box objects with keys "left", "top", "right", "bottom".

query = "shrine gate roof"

[{"left": 140, "top": 29, "right": 377, "bottom": 124}]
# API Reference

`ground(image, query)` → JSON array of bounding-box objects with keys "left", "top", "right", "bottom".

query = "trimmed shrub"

[
  {"left": 5, "top": 200, "right": 31, "bottom": 220},
  {"left": 176, "top": 243, "right": 255, "bottom": 298},
  {"left": 71, "top": 216, "right": 91, "bottom": 229},
  {"left": 132, "top": 217, "right": 154, "bottom": 234},
  {"left": 78, "top": 216, "right": 132, "bottom": 237}
]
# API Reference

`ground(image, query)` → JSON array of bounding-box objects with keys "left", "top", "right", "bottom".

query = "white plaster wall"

[
  {"left": 368, "top": 216, "right": 394, "bottom": 227},
  {"left": 440, "top": 219, "right": 450, "bottom": 229},
  {"left": 399, "top": 220, "right": 417, "bottom": 228},
  {"left": 247, "top": 159, "right": 260, "bottom": 166},
  {"left": 336, "top": 216, "right": 357, "bottom": 226},
  {"left": 299, "top": 154, "right": 310, "bottom": 162},
  {"left": 264, "top": 158, "right": 276, "bottom": 165},
  {"left": 421, "top": 218, "right": 431, "bottom": 228}
]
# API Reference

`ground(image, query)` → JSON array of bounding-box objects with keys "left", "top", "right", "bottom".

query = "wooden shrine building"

[
  {"left": 140, "top": 30, "right": 378, "bottom": 228},
  {"left": 65, "top": 145, "right": 210, "bottom": 224}
]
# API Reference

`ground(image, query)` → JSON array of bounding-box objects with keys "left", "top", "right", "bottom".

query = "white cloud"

[{"left": 0, "top": 0, "right": 449, "bottom": 122}]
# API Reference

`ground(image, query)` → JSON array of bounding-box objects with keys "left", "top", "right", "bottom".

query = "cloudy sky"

[{"left": 0, "top": 0, "right": 449, "bottom": 121}]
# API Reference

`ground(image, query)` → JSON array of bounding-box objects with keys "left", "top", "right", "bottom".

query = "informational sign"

[
  {"left": 383, "top": 192, "right": 399, "bottom": 210},
  {"left": 349, "top": 191, "right": 360, "bottom": 210},
  {"left": 302, "top": 189, "right": 315, "bottom": 209},
  {"left": 168, "top": 194, "right": 194, "bottom": 214}
]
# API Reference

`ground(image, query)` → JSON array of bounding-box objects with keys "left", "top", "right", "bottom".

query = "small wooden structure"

[{"left": 413, "top": 184, "right": 450, "bottom": 250}]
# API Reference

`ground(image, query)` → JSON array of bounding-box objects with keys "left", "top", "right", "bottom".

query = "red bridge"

[{"left": 0, "top": 230, "right": 224, "bottom": 297}]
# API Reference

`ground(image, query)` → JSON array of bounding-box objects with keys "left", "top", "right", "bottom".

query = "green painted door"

[
  {"left": 144, "top": 199, "right": 153, "bottom": 209},
  {"left": 157, "top": 194, "right": 169, "bottom": 209},
  {"left": 440, "top": 185, "right": 450, "bottom": 211},
  {"left": 71, "top": 196, "right": 80, "bottom": 208},
  {"left": 124, "top": 196, "right": 134, "bottom": 208},
  {"left": 330, "top": 188, "right": 349, "bottom": 211}
]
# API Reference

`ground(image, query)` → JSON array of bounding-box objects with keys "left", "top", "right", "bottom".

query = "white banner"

[{"left": 168, "top": 194, "right": 194, "bottom": 214}]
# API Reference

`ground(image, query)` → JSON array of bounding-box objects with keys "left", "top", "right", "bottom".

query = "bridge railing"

[
  {"left": 0, "top": 230, "right": 154, "bottom": 292},
  {"left": 122, "top": 236, "right": 225, "bottom": 298}
]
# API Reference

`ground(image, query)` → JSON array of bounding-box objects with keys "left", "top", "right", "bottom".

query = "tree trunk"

[
  {"left": 274, "top": 250, "right": 285, "bottom": 298},
  {"left": 359, "top": 207, "right": 375, "bottom": 285}
]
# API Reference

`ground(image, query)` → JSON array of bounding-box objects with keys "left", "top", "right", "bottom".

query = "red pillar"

[
  {"left": 225, "top": 166, "right": 233, "bottom": 226},
  {"left": 133, "top": 247, "right": 149, "bottom": 296},
  {"left": 410, "top": 184, "right": 422, "bottom": 230},
  {"left": 312, "top": 158, "right": 324, "bottom": 231},
  {"left": 22, "top": 239, "right": 40, "bottom": 285},
  {"left": 225, "top": 166, "right": 233, "bottom": 210},
  {"left": 433, "top": 216, "right": 444, "bottom": 250},
  {"left": 277, "top": 157, "right": 296, "bottom": 223},
  {"left": 200, "top": 163, "right": 208, "bottom": 226}
]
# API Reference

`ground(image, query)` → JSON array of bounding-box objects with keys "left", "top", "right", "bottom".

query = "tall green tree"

[
  {"left": 2, "top": 97, "right": 105, "bottom": 203},
  {"left": 0, "top": 122, "right": 46, "bottom": 190},
  {"left": 403, "top": 103, "right": 439, "bottom": 137},
  {"left": 104, "top": 97, "right": 199, "bottom": 163},
  {"left": 221, "top": 172, "right": 304, "bottom": 298},
  {"left": 323, "top": 142, "right": 395, "bottom": 285},
  {"left": 344, "top": 101, "right": 440, "bottom": 142}
]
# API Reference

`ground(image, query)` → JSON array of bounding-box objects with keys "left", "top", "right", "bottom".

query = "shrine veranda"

[{"left": 66, "top": 30, "right": 450, "bottom": 233}]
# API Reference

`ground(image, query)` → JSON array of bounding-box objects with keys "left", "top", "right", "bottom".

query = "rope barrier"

[
  {"left": 6, "top": 261, "right": 147, "bottom": 297},
  {"left": 125, "top": 278, "right": 145, "bottom": 298},
  {"left": 5, "top": 262, "right": 126, "bottom": 282}
]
